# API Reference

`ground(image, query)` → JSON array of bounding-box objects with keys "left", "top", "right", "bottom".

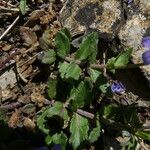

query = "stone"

[{"left": 59, "top": 0, "right": 150, "bottom": 82}]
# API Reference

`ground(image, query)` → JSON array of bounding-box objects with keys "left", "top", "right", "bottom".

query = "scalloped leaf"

[
  {"left": 75, "top": 32, "right": 98, "bottom": 63},
  {"left": 37, "top": 102, "right": 69, "bottom": 134},
  {"left": 114, "top": 48, "right": 133, "bottom": 68},
  {"left": 89, "top": 68, "right": 110, "bottom": 93},
  {"left": 46, "top": 132, "right": 67, "bottom": 150},
  {"left": 42, "top": 50, "right": 56, "bottom": 65},
  {"left": 55, "top": 30, "right": 70, "bottom": 58},
  {"left": 88, "top": 115, "right": 101, "bottom": 143},
  {"left": 69, "top": 113, "right": 89, "bottom": 150},
  {"left": 58, "top": 62, "right": 82, "bottom": 80},
  {"left": 70, "top": 79, "right": 93, "bottom": 109},
  {"left": 61, "top": 28, "right": 71, "bottom": 41}
]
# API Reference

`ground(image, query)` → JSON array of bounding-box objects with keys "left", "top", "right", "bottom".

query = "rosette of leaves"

[
  {"left": 37, "top": 28, "right": 148, "bottom": 149},
  {"left": 37, "top": 29, "right": 104, "bottom": 149}
]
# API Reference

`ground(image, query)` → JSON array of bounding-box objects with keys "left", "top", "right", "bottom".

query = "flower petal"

[{"left": 142, "top": 50, "right": 150, "bottom": 65}]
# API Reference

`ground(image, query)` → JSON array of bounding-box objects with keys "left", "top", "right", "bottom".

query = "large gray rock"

[{"left": 59, "top": 0, "right": 150, "bottom": 81}]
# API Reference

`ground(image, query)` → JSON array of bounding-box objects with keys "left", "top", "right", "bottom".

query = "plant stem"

[
  {"left": 90, "top": 64, "right": 107, "bottom": 70},
  {"left": 64, "top": 56, "right": 148, "bottom": 71}
]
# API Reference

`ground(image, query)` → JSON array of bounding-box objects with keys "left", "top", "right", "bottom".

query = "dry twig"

[{"left": 0, "top": 15, "right": 20, "bottom": 40}]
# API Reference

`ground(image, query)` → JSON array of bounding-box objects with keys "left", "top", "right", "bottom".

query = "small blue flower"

[
  {"left": 142, "top": 50, "right": 150, "bottom": 65},
  {"left": 141, "top": 36, "right": 150, "bottom": 50},
  {"left": 111, "top": 81, "right": 125, "bottom": 94},
  {"left": 127, "top": 0, "right": 133, "bottom": 4}
]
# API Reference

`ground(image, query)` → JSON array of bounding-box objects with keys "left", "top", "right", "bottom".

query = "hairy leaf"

[
  {"left": 65, "top": 62, "right": 82, "bottom": 80},
  {"left": 55, "top": 30, "right": 70, "bottom": 58},
  {"left": 42, "top": 50, "right": 56, "bottom": 65},
  {"left": 58, "top": 62, "right": 82, "bottom": 80},
  {"left": 88, "top": 115, "right": 101, "bottom": 143},
  {"left": 61, "top": 28, "right": 71, "bottom": 41},
  {"left": 69, "top": 113, "right": 89, "bottom": 150},
  {"left": 75, "top": 32, "right": 98, "bottom": 62},
  {"left": 106, "top": 57, "right": 116, "bottom": 73},
  {"left": 70, "top": 80, "right": 92, "bottom": 109},
  {"left": 52, "top": 132, "right": 68, "bottom": 150},
  {"left": 89, "top": 68, "right": 101, "bottom": 83},
  {"left": 47, "top": 79, "right": 57, "bottom": 99},
  {"left": 114, "top": 48, "right": 133, "bottom": 68},
  {"left": 89, "top": 68, "right": 110, "bottom": 93},
  {"left": 37, "top": 102, "right": 69, "bottom": 134},
  {"left": 19, "top": 0, "right": 26, "bottom": 15},
  {"left": 58, "top": 62, "right": 70, "bottom": 79},
  {"left": 46, "top": 132, "right": 67, "bottom": 150}
]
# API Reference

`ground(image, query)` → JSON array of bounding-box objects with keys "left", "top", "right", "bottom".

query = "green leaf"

[
  {"left": 102, "top": 104, "right": 121, "bottom": 121},
  {"left": 89, "top": 68, "right": 102, "bottom": 83},
  {"left": 121, "top": 135, "right": 138, "bottom": 150},
  {"left": 75, "top": 32, "right": 98, "bottom": 62},
  {"left": 37, "top": 102, "right": 69, "bottom": 134},
  {"left": 58, "top": 62, "right": 82, "bottom": 80},
  {"left": 106, "top": 48, "right": 133, "bottom": 72},
  {"left": 47, "top": 79, "right": 57, "bottom": 99},
  {"left": 19, "top": 0, "right": 26, "bottom": 15},
  {"left": 55, "top": 30, "right": 70, "bottom": 58},
  {"left": 88, "top": 115, "right": 101, "bottom": 143},
  {"left": 114, "top": 48, "right": 133, "bottom": 68},
  {"left": 45, "top": 132, "right": 68, "bottom": 150},
  {"left": 52, "top": 132, "right": 68, "bottom": 150},
  {"left": 61, "top": 28, "right": 71, "bottom": 41},
  {"left": 69, "top": 113, "right": 89, "bottom": 150},
  {"left": 42, "top": 50, "right": 56, "bottom": 64},
  {"left": 99, "top": 81, "right": 110, "bottom": 94},
  {"left": 106, "top": 57, "right": 116, "bottom": 73},
  {"left": 58, "top": 62, "right": 70, "bottom": 79},
  {"left": 136, "top": 130, "right": 150, "bottom": 141},
  {"left": 65, "top": 62, "right": 82, "bottom": 80},
  {"left": 89, "top": 68, "right": 110, "bottom": 93},
  {"left": 70, "top": 80, "right": 93, "bottom": 109},
  {"left": 45, "top": 135, "right": 52, "bottom": 145}
]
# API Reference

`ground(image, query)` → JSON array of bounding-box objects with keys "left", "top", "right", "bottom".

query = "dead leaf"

[
  {"left": 2, "top": 44, "right": 12, "bottom": 51},
  {"left": 20, "top": 26, "right": 37, "bottom": 46},
  {"left": 8, "top": 109, "right": 20, "bottom": 128},
  {"left": 23, "top": 117, "right": 36, "bottom": 131},
  {"left": 31, "top": 90, "right": 45, "bottom": 107}
]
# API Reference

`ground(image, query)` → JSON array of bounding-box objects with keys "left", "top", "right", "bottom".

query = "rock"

[
  {"left": 59, "top": 0, "right": 150, "bottom": 82},
  {"left": 60, "top": 0, "right": 123, "bottom": 39},
  {"left": 119, "top": 0, "right": 150, "bottom": 82}
]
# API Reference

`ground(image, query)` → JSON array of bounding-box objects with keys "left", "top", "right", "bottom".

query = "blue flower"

[
  {"left": 142, "top": 50, "right": 150, "bottom": 65},
  {"left": 141, "top": 36, "right": 150, "bottom": 50},
  {"left": 111, "top": 81, "right": 125, "bottom": 94},
  {"left": 127, "top": 0, "right": 133, "bottom": 4}
]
